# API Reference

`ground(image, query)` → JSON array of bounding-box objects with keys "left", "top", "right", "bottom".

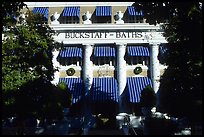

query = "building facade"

[{"left": 23, "top": 2, "right": 168, "bottom": 114}]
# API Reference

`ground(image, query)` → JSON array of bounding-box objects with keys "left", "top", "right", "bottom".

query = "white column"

[
  {"left": 117, "top": 43, "right": 127, "bottom": 113},
  {"left": 82, "top": 44, "right": 93, "bottom": 132},
  {"left": 83, "top": 44, "right": 93, "bottom": 92},
  {"left": 117, "top": 43, "right": 127, "bottom": 96},
  {"left": 51, "top": 49, "right": 60, "bottom": 85},
  {"left": 150, "top": 43, "right": 160, "bottom": 93}
]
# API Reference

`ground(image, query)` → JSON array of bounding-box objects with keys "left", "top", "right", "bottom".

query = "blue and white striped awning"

[
  {"left": 91, "top": 77, "right": 119, "bottom": 102},
  {"left": 159, "top": 45, "right": 168, "bottom": 55},
  {"left": 96, "top": 6, "right": 112, "bottom": 16},
  {"left": 127, "top": 6, "right": 139, "bottom": 16},
  {"left": 127, "top": 6, "right": 144, "bottom": 16},
  {"left": 59, "top": 78, "right": 83, "bottom": 104},
  {"left": 127, "top": 77, "right": 153, "bottom": 103},
  {"left": 127, "top": 46, "right": 150, "bottom": 56},
  {"left": 59, "top": 47, "right": 82, "bottom": 58},
  {"left": 139, "top": 10, "right": 144, "bottom": 16},
  {"left": 94, "top": 46, "right": 116, "bottom": 57},
  {"left": 62, "top": 7, "right": 80, "bottom": 17},
  {"left": 32, "top": 7, "right": 49, "bottom": 20}
]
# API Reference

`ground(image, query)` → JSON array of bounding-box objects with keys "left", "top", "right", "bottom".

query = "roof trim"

[{"left": 25, "top": 2, "right": 134, "bottom": 7}]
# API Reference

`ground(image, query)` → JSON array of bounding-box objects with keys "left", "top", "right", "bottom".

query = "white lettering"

[{"left": 64, "top": 31, "right": 145, "bottom": 39}]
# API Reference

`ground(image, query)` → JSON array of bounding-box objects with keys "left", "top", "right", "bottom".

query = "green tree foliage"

[
  {"left": 2, "top": 2, "right": 26, "bottom": 27},
  {"left": 12, "top": 78, "right": 64, "bottom": 120},
  {"left": 2, "top": 2, "right": 69, "bottom": 124},
  {"left": 2, "top": 7, "right": 60, "bottom": 91},
  {"left": 57, "top": 82, "right": 72, "bottom": 108},
  {"left": 133, "top": 2, "right": 202, "bottom": 123}
]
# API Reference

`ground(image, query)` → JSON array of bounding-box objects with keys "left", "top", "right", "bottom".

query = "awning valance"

[
  {"left": 59, "top": 78, "right": 83, "bottom": 104},
  {"left": 59, "top": 47, "right": 82, "bottom": 58},
  {"left": 127, "top": 77, "right": 153, "bottom": 103},
  {"left": 96, "top": 6, "right": 112, "bottom": 16},
  {"left": 127, "top": 46, "right": 150, "bottom": 56},
  {"left": 62, "top": 7, "right": 80, "bottom": 17},
  {"left": 94, "top": 46, "right": 115, "bottom": 57},
  {"left": 91, "top": 77, "right": 119, "bottom": 102},
  {"left": 32, "top": 7, "right": 49, "bottom": 20}
]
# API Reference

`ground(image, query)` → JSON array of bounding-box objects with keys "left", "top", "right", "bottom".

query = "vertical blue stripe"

[
  {"left": 139, "top": 10, "right": 144, "bottom": 16},
  {"left": 92, "top": 78, "right": 95, "bottom": 101},
  {"left": 91, "top": 77, "right": 118, "bottom": 102},
  {"left": 94, "top": 46, "right": 116, "bottom": 57},
  {"left": 138, "top": 77, "right": 144, "bottom": 102},
  {"left": 129, "top": 77, "right": 134, "bottom": 102},
  {"left": 96, "top": 6, "right": 112, "bottom": 16},
  {"left": 159, "top": 45, "right": 167, "bottom": 55},
  {"left": 59, "top": 47, "right": 82, "bottom": 58},
  {"left": 100, "top": 78, "right": 103, "bottom": 101},
  {"left": 127, "top": 46, "right": 150, "bottom": 56},
  {"left": 128, "top": 6, "right": 144, "bottom": 16},
  {"left": 112, "top": 47, "right": 115, "bottom": 57},
  {"left": 110, "top": 78, "right": 113, "bottom": 100},
  {"left": 32, "top": 7, "right": 48, "bottom": 20},
  {"left": 101, "top": 47, "right": 105, "bottom": 57},
  {"left": 58, "top": 78, "right": 82, "bottom": 104},
  {"left": 127, "top": 77, "right": 153, "bottom": 103},
  {"left": 127, "top": 6, "right": 136, "bottom": 16},
  {"left": 136, "top": 77, "right": 142, "bottom": 102},
  {"left": 62, "top": 7, "right": 80, "bottom": 17},
  {"left": 105, "top": 47, "right": 108, "bottom": 57},
  {"left": 133, "top": 77, "right": 138, "bottom": 102}
]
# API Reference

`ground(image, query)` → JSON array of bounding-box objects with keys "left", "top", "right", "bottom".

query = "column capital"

[
  {"left": 82, "top": 43, "right": 94, "bottom": 46},
  {"left": 149, "top": 43, "right": 160, "bottom": 46},
  {"left": 115, "top": 43, "right": 127, "bottom": 47},
  {"left": 82, "top": 43, "right": 94, "bottom": 48}
]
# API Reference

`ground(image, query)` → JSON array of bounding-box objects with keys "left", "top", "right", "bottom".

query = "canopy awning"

[
  {"left": 159, "top": 45, "right": 168, "bottom": 55},
  {"left": 94, "top": 46, "right": 116, "bottom": 57},
  {"left": 127, "top": 46, "right": 150, "bottom": 56},
  {"left": 32, "top": 7, "right": 49, "bottom": 20},
  {"left": 91, "top": 77, "right": 119, "bottom": 102},
  {"left": 127, "top": 6, "right": 138, "bottom": 16},
  {"left": 127, "top": 6, "right": 144, "bottom": 16},
  {"left": 127, "top": 77, "right": 153, "bottom": 103},
  {"left": 62, "top": 7, "right": 80, "bottom": 17},
  {"left": 59, "top": 78, "right": 83, "bottom": 104},
  {"left": 96, "top": 6, "right": 112, "bottom": 16},
  {"left": 59, "top": 47, "right": 82, "bottom": 58}
]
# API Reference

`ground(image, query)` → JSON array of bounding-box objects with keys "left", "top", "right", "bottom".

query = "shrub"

[{"left": 140, "top": 85, "right": 156, "bottom": 107}]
